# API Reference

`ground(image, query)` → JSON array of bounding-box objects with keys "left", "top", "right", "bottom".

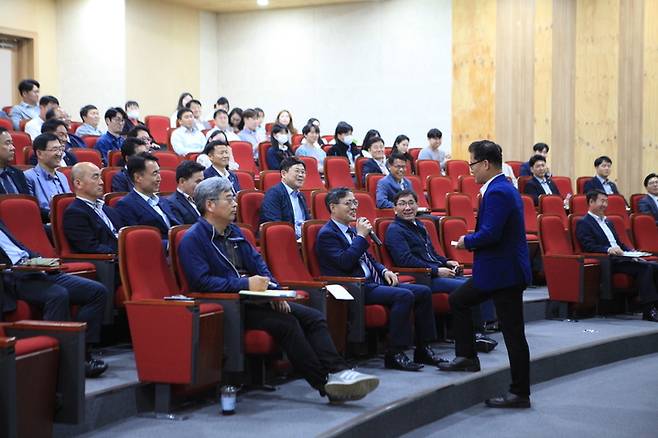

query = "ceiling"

[{"left": 161, "top": 0, "right": 377, "bottom": 13}]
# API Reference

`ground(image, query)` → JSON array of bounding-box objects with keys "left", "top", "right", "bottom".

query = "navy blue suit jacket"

[
  {"left": 385, "top": 217, "right": 447, "bottom": 276},
  {"left": 179, "top": 218, "right": 276, "bottom": 292},
  {"left": 62, "top": 198, "right": 122, "bottom": 254},
  {"left": 638, "top": 195, "right": 658, "bottom": 225},
  {"left": 376, "top": 173, "right": 412, "bottom": 208},
  {"left": 203, "top": 166, "right": 241, "bottom": 194},
  {"left": 523, "top": 177, "right": 560, "bottom": 206},
  {"left": 0, "top": 165, "right": 30, "bottom": 195},
  {"left": 167, "top": 191, "right": 200, "bottom": 225},
  {"left": 260, "top": 182, "right": 310, "bottom": 226},
  {"left": 111, "top": 168, "right": 133, "bottom": 193},
  {"left": 316, "top": 219, "right": 386, "bottom": 278},
  {"left": 519, "top": 161, "right": 531, "bottom": 177},
  {"left": 114, "top": 190, "right": 181, "bottom": 238},
  {"left": 576, "top": 213, "right": 630, "bottom": 253},
  {"left": 583, "top": 177, "right": 619, "bottom": 195},
  {"left": 266, "top": 146, "right": 293, "bottom": 171},
  {"left": 464, "top": 174, "right": 531, "bottom": 291},
  {"left": 361, "top": 158, "right": 385, "bottom": 186}
]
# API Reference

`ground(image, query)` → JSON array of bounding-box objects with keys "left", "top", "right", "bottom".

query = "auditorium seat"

[
  {"left": 539, "top": 194, "right": 568, "bottom": 229},
  {"left": 517, "top": 176, "right": 531, "bottom": 194},
  {"left": 104, "top": 191, "right": 126, "bottom": 208},
  {"left": 576, "top": 176, "right": 590, "bottom": 194},
  {"left": 9, "top": 132, "right": 31, "bottom": 165},
  {"left": 152, "top": 151, "right": 181, "bottom": 169},
  {"left": 354, "top": 157, "right": 368, "bottom": 188},
  {"left": 630, "top": 194, "right": 644, "bottom": 213},
  {"left": 311, "top": 190, "right": 331, "bottom": 221},
  {"left": 427, "top": 176, "right": 453, "bottom": 214},
  {"left": 291, "top": 133, "right": 303, "bottom": 146},
  {"left": 70, "top": 147, "right": 102, "bottom": 167},
  {"left": 506, "top": 160, "right": 523, "bottom": 177},
  {"left": 0, "top": 118, "right": 12, "bottom": 131},
  {"left": 229, "top": 141, "right": 258, "bottom": 174},
  {"left": 324, "top": 156, "right": 355, "bottom": 189},
  {"left": 365, "top": 173, "right": 384, "bottom": 201},
  {"left": 108, "top": 150, "right": 122, "bottom": 166},
  {"left": 237, "top": 189, "right": 264, "bottom": 235},
  {"left": 569, "top": 194, "right": 588, "bottom": 216},
  {"left": 415, "top": 160, "right": 442, "bottom": 191},
  {"left": 631, "top": 214, "right": 658, "bottom": 254},
  {"left": 58, "top": 167, "right": 74, "bottom": 188},
  {"left": 81, "top": 136, "right": 99, "bottom": 149},
  {"left": 234, "top": 170, "right": 256, "bottom": 191},
  {"left": 144, "top": 115, "right": 170, "bottom": 147},
  {"left": 606, "top": 194, "right": 630, "bottom": 231},
  {"left": 100, "top": 167, "right": 121, "bottom": 194},
  {"left": 445, "top": 160, "right": 470, "bottom": 191},
  {"left": 158, "top": 168, "right": 177, "bottom": 192},
  {"left": 258, "top": 141, "right": 272, "bottom": 171},
  {"left": 118, "top": 225, "right": 224, "bottom": 415},
  {"left": 407, "top": 175, "right": 430, "bottom": 209},
  {"left": 446, "top": 193, "right": 476, "bottom": 231},
  {"left": 409, "top": 148, "right": 421, "bottom": 163},
  {"left": 296, "top": 156, "right": 324, "bottom": 191},
  {"left": 259, "top": 170, "right": 282, "bottom": 191},
  {"left": 551, "top": 176, "right": 573, "bottom": 199},
  {"left": 439, "top": 217, "right": 473, "bottom": 268},
  {"left": 458, "top": 175, "right": 482, "bottom": 210}
]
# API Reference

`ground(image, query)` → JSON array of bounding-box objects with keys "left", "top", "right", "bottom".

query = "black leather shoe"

[
  {"left": 85, "top": 358, "right": 108, "bottom": 378},
  {"left": 643, "top": 306, "right": 658, "bottom": 322},
  {"left": 384, "top": 351, "right": 423, "bottom": 371},
  {"left": 414, "top": 345, "right": 449, "bottom": 366},
  {"left": 438, "top": 356, "right": 480, "bottom": 372},
  {"left": 485, "top": 392, "right": 531, "bottom": 408},
  {"left": 475, "top": 333, "right": 498, "bottom": 353}
]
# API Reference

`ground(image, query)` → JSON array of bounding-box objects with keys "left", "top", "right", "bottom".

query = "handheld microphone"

[{"left": 369, "top": 230, "right": 383, "bottom": 246}]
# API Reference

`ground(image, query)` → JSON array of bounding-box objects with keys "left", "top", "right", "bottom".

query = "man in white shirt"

[
  {"left": 206, "top": 109, "right": 240, "bottom": 142},
  {"left": 418, "top": 128, "right": 451, "bottom": 173},
  {"left": 171, "top": 108, "right": 206, "bottom": 156},
  {"left": 10, "top": 79, "right": 40, "bottom": 130},
  {"left": 76, "top": 105, "right": 104, "bottom": 137},
  {"left": 186, "top": 99, "right": 210, "bottom": 131},
  {"left": 25, "top": 95, "right": 59, "bottom": 140}
]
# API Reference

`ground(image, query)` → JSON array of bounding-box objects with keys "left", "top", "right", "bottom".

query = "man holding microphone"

[{"left": 438, "top": 140, "right": 532, "bottom": 409}]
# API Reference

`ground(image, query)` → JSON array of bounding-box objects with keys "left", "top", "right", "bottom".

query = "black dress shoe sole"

[
  {"left": 384, "top": 362, "right": 424, "bottom": 371},
  {"left": 485, "top": 398, "right": 531, "bottom": 409},
  {"left": 438, "top": 363, "right": 480, "bottom": 372}
]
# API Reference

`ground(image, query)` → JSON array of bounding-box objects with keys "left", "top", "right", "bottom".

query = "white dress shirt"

[
  {"left": 171, "top": 126, "right": 206, "bottom": 156},
  {"left": 479, "top": 173, "right": 505, "bottom": 196},
  {"left": 134, "top": 189, "right": 171, "bottom": 227},
  {"left": 587, "top": 212, "right": 618, "bottom": 248}
]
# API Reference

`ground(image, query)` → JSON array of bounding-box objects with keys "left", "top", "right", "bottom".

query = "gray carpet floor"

[{"left": 403, "top": 353, "right": 658, "bottom": 438}]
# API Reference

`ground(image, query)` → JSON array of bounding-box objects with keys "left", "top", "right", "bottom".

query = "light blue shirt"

[
  {"left": 0, "top": 229, "right": 29, "bottom": 264},
  {"left": 596, "top": 175, "right": 614, "bottom": 195},
  {"left": 24, "top": 164, "right": 71, "bottom": 212},
  {"left": 133, "top": 189, "right": 171, "bottom": 228},
  {"left": 295, "top": 142, "right": 327, "bottom": 172},
  {"left": 283, "top": 183, "right": 305, "bottom": 238},
  {"left": 332, "top": 219, "right": 372, "bottom": 279},
  {"left": 534, "top": 176, "right": 553, "bottom": 194},
  {"left": 239, "top": 128, "right": 259, "bottom": 158},
  {"left": 75, "top": 123, "right": 104, "bottom": 137},
  {"left": 10, "top": 101, "right": 40, "bottom": 130}
]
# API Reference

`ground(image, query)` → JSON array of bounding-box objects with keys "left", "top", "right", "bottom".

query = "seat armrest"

[
  {"left": 62, "top": 253, "right": 116, "bottom": 261},
  {"left": 186, "top": 292, "right": 240, "bottom": 300},
  {"left": 392, "top": 267, "right": 432, "bottom": 274},
  {"left": 279, "top": 280, "right": 328, "bottom": 288},
  {"left": 316, "top": 276, "right": 365, "bottom": 283}
]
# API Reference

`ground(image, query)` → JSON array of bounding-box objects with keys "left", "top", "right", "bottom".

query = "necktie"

[
  {"left": 347, "top": 228, "right": 381, "bottom": 284},
  {"left": 94, "top": 203, "right": 118, "bottom": 236},
  {"left": 0, "top": 172, "right": 16, "bottom": 194}
]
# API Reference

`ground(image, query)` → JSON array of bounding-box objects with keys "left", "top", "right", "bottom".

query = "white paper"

[
  {"left": 621, "top": 251, "right": 651, "bottom": 258},
  {"left": 239, "top": 290, "right": 297, "bottom": 298},
  {"left": 325, "top": 284, "right": 355, "bottom": 300},
  {"left": 451, "top": 241, "right": 459, "bottom": 247}
]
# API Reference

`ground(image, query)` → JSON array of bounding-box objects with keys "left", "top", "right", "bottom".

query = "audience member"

[
  {"left": 260, "top": 157, "right": 310, "bottom": 238},
  {"left": 316, "top": 187, "right": 441, "bottom": 371},
  {"left": 179, "top": 177, "right": 379, "bottom": 403},
  {"left": 48, "top": 107, "right": 86, "bottom": 149},
  {"left": 360, "top": 129, "right": 381, "bottom": 159},
  {"left": 276, "top": 109, "right": 297, "bottom": 136},
  {"left": 576, "top": 190, "right": 658, "bottom": 322},
  {"left": 295, "top": 123, "right": 326, "bottom": 173},
  {"left": 228, "top": 107, "right": 243, "bottom": 134},
  {"left": 171, "top": 92, "right": 193, "bottom": 128},
  {"left": 24, "top": 133, "right": 72, "bottom": 221},
  {"left": 123, "top": 100, "right": 144, "bottom": 134},
  {"left": 523, "top": 154, "right": 560, "bottom": 206},
  {"left": 327, "top": 121, "right": 361, "bottom": 169},
  {"left": 197, "top": 130, "right": 239, "bottom": 170},
  {"left": 638, "top": 173, "right": 658, "bottom": 225},
  {"left": 126, "top": 125, "right": 157, "bottom": 151},
  {"left": 171, "top": 108, "right": 206, "bottom": 156},
  {"left": 64, "top": 162, "right": 123, "bottom": 254},
  {"left": 167, "top": 160, "right": 205, "bottom": 224},
  {"left": 112, "top": 137, "right": 149, "bottom": 192},
  {"left": 254, "top": 107, "right": 267, "bottom": 143},
  {"left": 0, "top": 127, "right": 30, "bottom": 195},
  {"left": 25, "top": 95, "right": 59, "bottom": 140},
  {"left": 95, "top": 107, "right": 126, "bottom": 166},
  {"left": 266, "top": 124, "right": 293, "bottom": 170},
  {"left": 391, "top": 134, "right": 414, "bottom": 169},
  {"left": 361, "top": 136, "right": 389, "bottom": 186},
  {"left": 76, "top": 104, "right": 104, "bottom": 137},
  {"left": 214, "top": 96, "right": 229, "bottom": 112},
  {"left": 306, "top": 117, "right": 325, "bottom": 145},
  {"left": 207, "top": 109, "right": 240, "bottom": 142},
  {"left": 239, "top": 108, "right": 261, "bottom": 159},
  {"left": 34, "top": 119, "right": 78, "bottom": 167},
  {"left": 186, "top": 99, "right": 210, "bottom": 131},
  {"left": 519, "top": 143, "right": 550, "bottom": 177},
  {"left": 376, "top": 153, "right": 413, "bottom": 208},
  {"left": 11, "top": 79, "right": 40, "bottom": 130},
  {"left": 418, "top": 128, "right": 450, "bottom": 173},
  {"left": 202, "top": 140, "right": 241, "bottom": 194},
  {"left": 583, "top": 156, "right": 619, "bottom": 195}
]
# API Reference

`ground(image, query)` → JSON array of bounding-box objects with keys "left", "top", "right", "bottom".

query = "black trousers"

[
  {"left": 245, "top": 302, "right": 347, "bottom": 389},
  {"left": 15, "top": 272, "right": 108, "bottom": 344},
  {"left": 611, "top": 258, "right": 658, "bottom": 305},
  {"left": 449, "top": 279, "right": 530, "bottom": 396}
]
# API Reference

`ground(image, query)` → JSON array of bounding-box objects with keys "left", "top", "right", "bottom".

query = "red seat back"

[
  {"left": 458, "top": 175, "right": 482, "bottom": 210},
  {"left": 632, "top": 214, "right": 658, "bottom": 253},
  {"left": 10, "top": 132, "right": 31, "bottom": 165},
  {"left": 415, "top": 160, "right": 441, "bottom": 190},
  {"left": 153, "top": 151, "right": 181, "bottom": 169},
  {"left": 101, "top": 167, "right": 121, "bottom": 193},
  {"left": 446, "top": 193, "right": 476, "bottom": 230},
  {"left": 365, "top": 173, "right": 384, "bottom": 200},
  {"left": 354, "top": 157, "right": 368, "bottom": 188},
  {"left": 427, "top": 176, "right": 453, "bottom": 213},
  {"left": 506, "top": 161, "right": 523, "bottom": 176},
  {"left": 169, "top": 225, "right": 192, "bottom": 292},
  {"left": 82, "top": 136, "right": 99, "bottom": 148},
  {"left": 50, "top": 193, "right": 77, "bottom": 257},
  {"left": 374, "top": 218, "right": 395, "bottom": 266},
  {"left": 0, "top": 118, "right": 13, "bottom": 131},
  {"left": 311, "top": 190, "right": 330, "bottom": 221},
  {"left": 606, "top": 194, "right": 629, "bottom": 230},
  {"left": 58, "top": 167, "right": 74, "bottom": 189},
  {"left": 630, "top": 193, "right": 644, "bottom": 213},
  {"left": 569, "top": 194, "right": 588, "bottom": 216},
  {"left": 418, "top": 217, "right": 445, "bottom": 257},
  {"left": 229, "top": 141, "right": 257, "bottom": 174},
  {"left": 237, "top": 190, "right": 264, "bottom": 233},
  {"left": 258, "top": 142, "right": 272, "bottom": 171},
  {"left": 539, "top": 214, "right": 573, "bottom": 256},
  {"left": 539, "top": 194, "right": 568, "bottom": 229},
  {"left": 439, "top": 217, "right": 473, "bottom": 264},
  {"left": 445, "top": 160, "right": 470, "bottom": 190},
  {"left": 521, "top": 195, "right": 538, "bottom": 234},
  {"left": 108, "top": 150, "right": 122, "bottom": 166},
  {"left": 517, "top": 176, "right": 532, "bottom": 194},
  {"left": 234, "top": 170, "right": 256, "bottom": 191},
  {"left": 158, "top": 169, "right": 177, "bottom": 193},
  {"left": 576, "top": 176, "right": 590, "bottom": 194},
  {"left": 407, "top": 175, "right": 429, "bottom": 208},
  {"left": 70, "top": 147, "right": 102, "bottom": 167},
  {"left": 409, "top": 148, "right": 421, "bottom": 163},
  {"left": 551, "top": 176, "right": 573, "bottom": 199},
  {"left": 325, "top": 156, "right": 355, "bottom": 189},
  {"left": 68, "top": 121, "right": 81, "bottom": 134},
  {"left": 238, "top": 224, "right": 258, "bottom": 249},
  {"left": 607, "top": 215, "right": 633, "bottom": 249},
  {"left": 291, "top": 134, "right": 303, "bottom": 146},
  {"left": 119, "top": 226, "right": 179, "bottom": 300},
  {"left": 569, "top": 215, "right": 585, "bottom": 253},
  {"left": 144, "top": 115, "right": 170, "bottom": 146},
  {"left": 260, "top": 222, "right": 314, "bottom": 282},
  {"left": 297, "top": 156, "right": 325, "bottom": 191},
  {"left": 0, "top": 195, "right": 56, "bottom": 257},
  {"left": 259, "top": 170, "right": 281, "bottom": 192},
  {"left": 301, "top": 220, "right": 326, "bottom": 278},
  {"left": 354, "top": 191, "right": 378, "bottom": 224},
  {"left": 104, "top": 192, "right": 126, "bottom": 208}
]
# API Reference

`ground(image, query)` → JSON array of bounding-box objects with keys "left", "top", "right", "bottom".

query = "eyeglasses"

[
  {"left": 391, "top": 164, "right": 406, "bottom": 170},
  {"left": 111, "top": 117, "right": 124, "bottom": 124},
  {"left": 469, "top": 159, "right": 485, "bottom": 168},
  {"left": 338, "top": 200, "right": 359, "bottom": 208},
  {"left": 44, "top": 146, "right": 64, "bottom": 152},
  {"left": 395, "top": 200, "right": 417, "bottom": 208}
]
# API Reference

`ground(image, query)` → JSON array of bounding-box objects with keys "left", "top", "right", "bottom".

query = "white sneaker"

[{"left": 324, "top": 369, "right": 379, "bottom": 403}]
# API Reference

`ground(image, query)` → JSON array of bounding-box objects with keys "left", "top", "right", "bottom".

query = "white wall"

[
  {"left": 199, "top": 10, "right": 219, "bottom": 119},
  {"left": 0, "top": 48, "right": 14, "bottom": 108},
  {"left": 213, "top": 0, "right": 452, "bottom": 150}
]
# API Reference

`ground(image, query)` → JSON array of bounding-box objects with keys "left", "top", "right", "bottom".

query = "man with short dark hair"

[
  {"left": 25, "top": 95, "right": 59, "bottom": 140},
  {"left": 214, "top": 96, "right": 229, "bottom": 112},
  {"left": 171, "top": 108, "right": 205, "bottom": 156},
  {"left": 202, "top": 140, "right": 241, "bottom": 194},
  {"left": 260, "top": 157, "right": 310, "bottom": 238},
  {"left": 34, "top": 118, "right": 79, "bottom": 167},
  {"left": 583, "top": 156, "right": 619, "bottom": 194},
  {"left": 519, "top": 143, "right": 550, "bottom": 177},
  {"left": 576, "top": 190, "right": 658, "bottom": 322},
  {"left": 0, "top": 127, "right": 30, "bottom": 195},
  {"left": 376, "top": 153, "right": 413, "bottom": 208},
  {"left": 95, "top": 108, "right": 127, "bottom": 166},
  {"left": 418, "top": 128, "right": 450, "bottom": 172},
  {"left": 167, "top": 161, "right": 205, "bottom": 224},
  {"left": 111, "top": 137, "right": 149, "bottom": 192},
  {"left": 207, "top": 109, "right": 240, "bottom": 142},
  {"left": 76, "top": 105, "right": 104, "bottom": 137},
  {"left": 239, "top": 108, "right": 260, "bottom": 159},
  {"left": 523, "top": 154, "right": 560, "bottom": 206},
  {"left": 186, "top": 99, "right": 209, "bottom": 131},
  {"left": 11, "top": 79, "right": 40, "bottom": 129},
  {"left": 638, "top": 173, "right": 658, "bottom": 225}
]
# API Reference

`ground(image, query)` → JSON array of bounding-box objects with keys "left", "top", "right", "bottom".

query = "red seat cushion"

[
  {"left": 365, "top": 304, "right": 388, "bottom": 328},
  {"left": 612, "top": 273, "right": 634, "bottom": 289},
  {"left": 526, "top": 234, "right": 539, "bottom": 241},
  {"left": 244, "top": 329, "right": 276, "bottom": 355},
  {"left": 4, "top": 300, "right": 40, "bottom": 322},
  {"left": 432, "top": 293, "right": 450, "bottom": 314},
  {"left": 198, "top": 303, "right": 223, "bottom": 314},
  {"left": 398, "top": 275, "right": 416, "bottom": 284},
  {"left": 61, "top": 261, "right": 96, "bottom": 274},
  {"left": 584, "top": 258, "right": 600, "bottom": 265},
  {"left": 14, "top": 336, "right": 59, "bottom": 357}
]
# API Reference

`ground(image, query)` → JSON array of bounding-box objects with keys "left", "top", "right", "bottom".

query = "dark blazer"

[
  {"left": 266, "top": 146, "right": 293, "bottom": 171},
  {"left": 523, "top": 176, "right": 560, "bottom": 206},
  {"left": 361, "top": 158, "right": 386, "bottom": 186},
  {"left": 463, "top": 174, "right": 531, "bottom": 291},
  {"left": 326, "top": 140, "right": 362, "bottom": 163},
  {"left": 0, "top": 220, "right": 37, "bottom": 313},
  {"left": 111, "top": 168, "right": 133, "bottom": 193},
  {"left": 203, "top": 166, "right": 241, "bottom": 194},
  {"left": 179, "top": 218, "right": 275, "bottom": 292},
  {"left": 385, "top": 217, "right": 447, "bottom": 276},
  {"left": 167, "top": 190, "right": 200, "bottom": 225},
  {"left": 576, "top": 213, "right": 630, "bottom": 253},
  {"left": 583, "top": 176, "right": 619, "bottom": 195},
  {"left": 519, "top": 161, "right": 531, "bottom": 177},
  {"left": 316, "top": 219, "right": 386, "bottom": 278},
  {"left": 376, "top": 173, "right": 413, "bottom": 208},
  {"left": 62, "top": 198, "right": 122, "bottom": 254},
  {"left": 0, "top": 165, "right": 30, "bottom": 195},
  {"left": 114, "top": 190, "right": 181, "bottom": 239},
  {"left": 260, "top": 182, "right": 310, "bottom": 227},
  {"left": 638, "top": 195, "right": 658, "bottom": 225}
]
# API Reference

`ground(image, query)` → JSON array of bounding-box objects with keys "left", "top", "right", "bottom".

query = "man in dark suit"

[
  {"left": 64, "top": 162, "right": 123, "bottom": 254},
  {"left": 440, "top": 140, "right": 532, "bottom": 409},
  {"left": 167, "top": 160, "right": 205, "bottom": 224},
  {"left": 111, "top": 137, "right": 149, "bottom": 193},
  {"left": 316, "top": 187, "right": 442, "bottom": 371},
  {"left": 638, "top": 173, "right": 658, "bottom": 225},
  {"left": 576, "top": 190, "right": 658, "bottom": 322},
  {"left": 523, "top": 154, "right": 560, "bottom": 206},
  {"left": 115, "top": 153, "right": 181, "bottom": 244},
  {"left": 519, "top": 142, "right": 550, "bottom": 177},
  {"left": 0, "top": 127, "right": 30, "bottom": 195},
  {"left": 28, "top": 119, "right": 78, "bottom": 167},
  {"left": 360, "top": 136, "right": 389, "bottom": 186},
  {"left": 260, "top": 157, "right": 310, "bottom": 238},
  {"left": 0, "top": 218, "right": 108, "bottom": 377},
  {"left": 376, "top": 153, "right": 414, "bottom": 208},
  {"left": 202, "top": 140, "right": 241, "bottom": 194},
  {"left": 583, "top": 156, "right": 619, "bottom": 195}
]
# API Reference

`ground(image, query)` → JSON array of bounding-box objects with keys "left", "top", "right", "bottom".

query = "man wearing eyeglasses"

[
  {"left": 94, "top": 107, "right": 126, "bottom": 166},
  {"left": 375, "top": 153, "right": 414, "bottom": 208},
  {"left": 438, "top": 140, "right": 532, "bottom": 409}
]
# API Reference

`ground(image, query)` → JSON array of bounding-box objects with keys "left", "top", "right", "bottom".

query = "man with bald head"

[{"left": 63, "top": 162, "right": 123, "bottom": 254}]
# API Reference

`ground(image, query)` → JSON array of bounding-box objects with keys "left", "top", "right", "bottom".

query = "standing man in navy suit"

[
  {"left": 638, "top": 173, "right": 658, "bottom": 225},
  {"left": 115, "top": 153, "right": 181, "bottom": 243},
  {"left": 583, "top": 156, "right": 619, "bottom": 195},
  {"left": 523, "top": 154, "right": 560, "bottom": 206},
  {"left": 202, "top": 140, "right": 241, "bottom": 194},
  {"left": 576, "top": 190, "right": 658, "bottom": 322},
  {"left": 167, "top": 160, "right": 205, "bottom": 224},
  {"left": 0, "top": 127, "right": 30, "bottom": 195},
  {"left": 260, "top": 157, "right": 310, "bottom": 238},
  {"left": 64, "top": 163, "right": 123, "bottom": 254},
  {"left": 439, "top": 140, "right": 532, "bottom": 409}
]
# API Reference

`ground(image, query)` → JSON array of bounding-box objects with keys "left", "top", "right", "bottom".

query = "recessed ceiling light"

[{"left": 257, "top": 0, "right": 269, "bottom": 6}]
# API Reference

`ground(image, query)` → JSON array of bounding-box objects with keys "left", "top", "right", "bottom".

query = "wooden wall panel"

[
  {"left": 495, "top": 0, "right": 535, "bottom": 162},
  {"left": 643, "top": 0, "right": 658, "bottom": 183},
  {"left": 533, "top": 0, "right": 552, "bottom": 153},
  {"left": 451, "top": 0, "right": 496, "bottom": 160}
]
